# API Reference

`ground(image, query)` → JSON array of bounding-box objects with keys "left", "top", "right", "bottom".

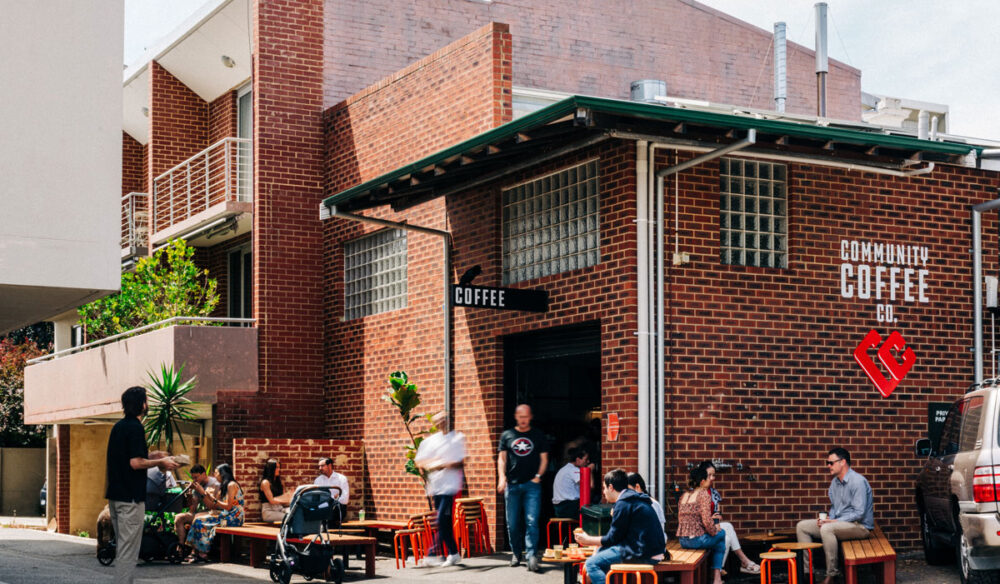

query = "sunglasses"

[{"left": 826, "top": 459, "right": 843, "bottom": 466}]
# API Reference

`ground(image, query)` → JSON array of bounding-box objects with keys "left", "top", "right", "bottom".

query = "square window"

[
  {"left": 503, "top": 161, "right": 600, "bottom": 283},
  {"left": 718, "top": 158, "right": 788, "bottom": 269},
  {"left": 344, "top": 229, "right": 407, "bottom": 319}
]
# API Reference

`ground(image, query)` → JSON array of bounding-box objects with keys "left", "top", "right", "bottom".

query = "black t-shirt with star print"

[{"left": 498, "top": 427, "right": 549, "bottom": 485}]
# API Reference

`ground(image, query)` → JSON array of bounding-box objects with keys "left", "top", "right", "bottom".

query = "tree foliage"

[
  {"left": 78, "top": 239, "right": 219, "bottom": 341},
  {"left": 0, "top": 337, "right": 47, "bottom": 447}
]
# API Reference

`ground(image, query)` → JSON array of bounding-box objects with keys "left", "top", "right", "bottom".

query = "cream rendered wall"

[
  {"left": 0, "top": 1, "right": 122, "bottom": 332},
  {"left": 69, "top": 425, "right": 110, "bottom": 536}
]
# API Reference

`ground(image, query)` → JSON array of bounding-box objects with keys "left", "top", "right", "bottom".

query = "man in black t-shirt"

[
  {"left": 105, "top": 387, "right": 178, "bottom": 584},
  {"left": 497, "top": 404, "right": 549, "bottom": 572}
]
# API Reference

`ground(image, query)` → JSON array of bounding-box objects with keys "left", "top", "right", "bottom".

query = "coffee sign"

[{"left": 451, "top": 284, "right": 549, "bottom": 312}]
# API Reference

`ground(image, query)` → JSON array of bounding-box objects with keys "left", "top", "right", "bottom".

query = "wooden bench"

[
  {"left": 840, "top": 525, "right": 896, "bottom": 584},
  {"left": 215, "top": 525, "right": 377, "bottom": 577},
  {"left": 654, "top": 541, "right": 708, "bottom": 584}
]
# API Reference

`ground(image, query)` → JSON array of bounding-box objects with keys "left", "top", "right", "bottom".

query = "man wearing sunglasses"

[{"left": 795, "top": 447, "right": 873, "bottom": 584}]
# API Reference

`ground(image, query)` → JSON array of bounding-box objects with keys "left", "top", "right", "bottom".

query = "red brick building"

[
  {"left": 318, "top": 24, "right": 996, "bottom": 554},
  {"left": 25, "top": 0, "right": 997, "bottom": 555}
]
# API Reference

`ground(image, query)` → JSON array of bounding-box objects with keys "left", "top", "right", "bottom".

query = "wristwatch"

[{"left": 534, "top": 474, "right": 541, "bottom": 479}]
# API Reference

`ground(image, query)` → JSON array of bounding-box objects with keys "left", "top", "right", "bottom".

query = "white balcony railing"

[
  {"left": 152, "top": 137, "right": 252, "bottom": 234},
  {"left": 121, "top": 192, "right": 149, "bottom": 252}
]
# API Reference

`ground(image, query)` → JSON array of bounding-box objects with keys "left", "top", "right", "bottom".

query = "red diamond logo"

[{"left": 853, "top": 329, "right": 915, "bottom": 398}]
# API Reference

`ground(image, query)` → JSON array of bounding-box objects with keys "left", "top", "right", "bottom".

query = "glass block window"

[
  {"left": 344, "top": 229, "right": 407, "bottom": 320},
  {"left": 502, "top": 160, "right": 600, "bottom": 284},
  {"left": 720, "top": 158, "right": 788, "bottom": 268}
]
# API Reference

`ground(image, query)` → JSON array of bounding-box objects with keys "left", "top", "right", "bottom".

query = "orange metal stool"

[
  {"left": 547, "top": 517, "right": 577, "bottom": 548},
  {"left": 771, "top": 542, "right": 822, "bottom": 584},
  {"left": 760, "top": 551, "right": 798, "bottom": 584},
  {"left": 605, "top": 563, "right": 656, "bottom": 584}
]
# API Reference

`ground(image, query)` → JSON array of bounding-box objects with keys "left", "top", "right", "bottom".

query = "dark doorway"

[{"left": 502, "top": 322, "right": 602, "bottom": 546}]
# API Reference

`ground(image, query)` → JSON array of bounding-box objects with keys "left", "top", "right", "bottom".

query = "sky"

[{"left": 125, "top": 0, "right": 1000, "bottom": 140}]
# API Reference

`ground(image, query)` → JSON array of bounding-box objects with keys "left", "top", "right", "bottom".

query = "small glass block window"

[
  {"left": 502, "top": 160, "right": 600, "bottom": 284},
  {"left": 343, "top": 229, "right": 407, "bottom": 320},
  {"left": 719, "top": 158, "right": 788, "bottom": 268}
]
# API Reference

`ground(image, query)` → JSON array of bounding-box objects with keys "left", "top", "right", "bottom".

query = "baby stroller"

[
  {"left": 97, "top": 482, "right": 194, "bottom": 566},
  {"left": 269, "top": 485, "right": 345, "bottom": 584}
]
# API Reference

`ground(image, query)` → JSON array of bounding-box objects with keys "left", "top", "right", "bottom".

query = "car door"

[{"left": 923, "top": 400, "right": 964, "bottom": 529}]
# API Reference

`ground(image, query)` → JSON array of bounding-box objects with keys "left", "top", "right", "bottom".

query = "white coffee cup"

[{"left": 818, "top": 512, "right": 828, "bottom": 521}]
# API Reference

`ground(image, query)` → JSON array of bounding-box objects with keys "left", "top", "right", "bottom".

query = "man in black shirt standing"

[
  {"left": 497, "top": 404, "right": 549, "bottom": 572},
  {"left": 106, "top": 386, "right": 178, "bottom": 584}
]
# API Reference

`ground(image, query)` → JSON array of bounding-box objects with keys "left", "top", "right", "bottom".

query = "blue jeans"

[
  {"left": 432, "top": 494, "right": 458, "bottom": 557},
  {"left": 680, "top": 531, "right": 727, "bottom": 570},
  {"left": 585, "top": 545, "right": 658, "bottom": 584},
  {"left": 504, "top": 481, "right": 541, "bottom": 559}
]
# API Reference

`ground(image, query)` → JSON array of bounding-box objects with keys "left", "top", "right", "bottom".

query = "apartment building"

[{"left": 24, "top": 0, "right": 972, "bottom": 549}]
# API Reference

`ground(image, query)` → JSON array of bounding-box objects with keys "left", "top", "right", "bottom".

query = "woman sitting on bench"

[
  {"left": 698, "top": 460, "right": 760, "bottom": 574},
  {"left": 185, "top": 463, "right": 245, "bottom": 563},
  {"left": 260, "top": 459, "right": 293, "bottom": 523},
  {"left": 677, "top": 466, "right": 726, "bottom": 584}
]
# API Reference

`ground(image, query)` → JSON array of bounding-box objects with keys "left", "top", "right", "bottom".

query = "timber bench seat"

[
  {"left": 215, "top": 525, "right": 376, "bottom": 577},
  {"left": 840, "top": 525, "right": 895, "bottom": 584},
  {"left": 654, "top": 541, "right": 708, "bottom": 584}
]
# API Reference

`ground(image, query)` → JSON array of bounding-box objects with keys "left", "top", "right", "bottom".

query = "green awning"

[{"left": 322, "top": 95, "right": 980, "bottom": 215}]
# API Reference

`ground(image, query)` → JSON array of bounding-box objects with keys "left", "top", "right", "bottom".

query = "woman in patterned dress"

[{"left": 185, "top": 463, "right": 244, "bottom": 562}]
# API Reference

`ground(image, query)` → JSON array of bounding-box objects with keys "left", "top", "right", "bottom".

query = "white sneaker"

[
  {"left": 417, "top": 556, "right": 444, "bottom": 567},
  {"left": 441, "top": 553, "right": 463, "bottom": 567}
]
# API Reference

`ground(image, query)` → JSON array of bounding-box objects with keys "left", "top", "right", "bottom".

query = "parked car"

[
  {"left": 39, "top": 481, "right": 46, "bottom": 516},
  {"left": 915, "top": 382, "right": 1000, "bottom": 584}
]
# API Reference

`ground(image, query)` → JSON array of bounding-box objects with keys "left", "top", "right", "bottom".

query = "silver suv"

[{"left": 915, "top": 382, "right": 1000, "bottom": 584}]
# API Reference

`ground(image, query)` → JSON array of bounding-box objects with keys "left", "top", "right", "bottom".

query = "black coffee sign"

[{"left": 451, "top": 284, "right": 549, "bottom": 313}]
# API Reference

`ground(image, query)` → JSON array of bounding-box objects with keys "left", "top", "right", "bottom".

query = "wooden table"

[
  {"left": 342, "top": 519, "right": 409, "bottom": 539},
  {"left": 215, "top": 525, "right": 377, "bottom": 577},
  {"left": 744, "top": 530, "right": 796, "bottom": 544},
  {"left": 541, "top": 554, "right": 589, "bottom": 584}
]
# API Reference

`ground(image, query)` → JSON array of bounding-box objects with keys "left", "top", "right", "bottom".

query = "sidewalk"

[{"left": 0, "top": 527, "right": 959, "bottom": 584}]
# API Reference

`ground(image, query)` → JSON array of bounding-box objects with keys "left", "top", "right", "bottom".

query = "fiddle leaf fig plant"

[{"left": 384, "top": 371, "right": 438, "bottom": 493}]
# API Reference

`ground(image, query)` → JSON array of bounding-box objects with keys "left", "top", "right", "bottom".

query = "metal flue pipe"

[
  {"left": 815, "top": 3, "right": 828, "bottom": 117},
  {"left": 774, "top": 22, "right": 787, "bottom": 113}
]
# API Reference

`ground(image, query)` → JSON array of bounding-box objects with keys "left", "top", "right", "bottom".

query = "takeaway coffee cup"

[
  {"left": 553, "top": 548, "right": 563, "bottom": 559},
  {"left": 819, "top": 512, "right": 828, "bottom": 521}
]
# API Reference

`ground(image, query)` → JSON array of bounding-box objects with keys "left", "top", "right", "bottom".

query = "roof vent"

[{"left": 630, "top": 80, "right": 666, "bottom": 104}]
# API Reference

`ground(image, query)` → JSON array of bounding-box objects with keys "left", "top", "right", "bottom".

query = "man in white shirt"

[
  {"left": 415, "top": 411, "right": 467, "bottom": 567},
  {"left": 552, "top": 446, "right": 594, "bottom": 518},
  {"left": 316, "top": 457, "right": 350, "bottom": 524}
]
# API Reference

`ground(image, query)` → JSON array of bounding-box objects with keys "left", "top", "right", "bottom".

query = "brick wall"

[
  {"left": 323, "top": 142, "right": 641, "bottom": 545},
  {"left": 228, "top": 0, "right": 326, "bottom": 455},
  {"left": 323, "top": 0, "right": 860, "bottom": 121},
  {"left": 148, "top": 61, "right": 209, "bottom": 233},
  {"left": 209, "top": 91, "right": 237, "bottom": 144},
  {"left": 192, "top": 233, "right": 252, "bottom": 319},
  {"left": 56, "top": 424, "right": 70, "bottom": 534},
  {"left": 232, "top": 438, "right": 364, "bottom": 522},
  {"left": 659, "top": 153, "right": 997, "bottom": 550},
  {"left": 122, "top": 132, "right": 144, "bottom": 195},
  {"left": 324, "top": 22, "right": 512, "bottom": 190}
]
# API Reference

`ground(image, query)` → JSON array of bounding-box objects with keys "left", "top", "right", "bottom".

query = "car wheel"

[
  {"left": 957, "top": 519, "right": 1000, "bottom": 584},
  {"left": 921, "top": 508, "right": 953, "bottom": 565}
]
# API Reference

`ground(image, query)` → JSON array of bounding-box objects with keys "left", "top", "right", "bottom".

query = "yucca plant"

[{"left": 144, "top": 363, "right": 198, "bottom": 452}]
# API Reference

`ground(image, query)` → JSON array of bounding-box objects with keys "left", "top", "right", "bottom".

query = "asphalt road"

[{"left": 0, "top": 527, "right": 964, "bottom": 584}]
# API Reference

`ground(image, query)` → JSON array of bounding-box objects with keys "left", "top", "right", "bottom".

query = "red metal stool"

[
  {"left": 605, "top": 563, "right": 656, "bottom": 584},
  {"left": 547, "top": 517, "right": 577, "bottom": 548},
  {"left": 760, "top": 551, "right": 798, "bottom": 584},
  {"left": 770, "top": 542, "right": 822, "bottom": 584}
]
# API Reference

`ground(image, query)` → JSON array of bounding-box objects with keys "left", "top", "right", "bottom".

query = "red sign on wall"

[
  {"left": 607, "top": 413, "right": 620, "bottom": 441},
  {"left": 853, "top": 329, "right": 915, "bottom": 398}
]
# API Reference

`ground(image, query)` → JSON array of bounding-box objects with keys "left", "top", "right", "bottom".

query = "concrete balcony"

[{"left": 24, "top": 319, "right": 257, "bottom": 425}]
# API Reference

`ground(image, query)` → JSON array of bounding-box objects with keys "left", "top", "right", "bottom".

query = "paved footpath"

[{"left": 0, "top": 527, "right": 961, "bottom": 584}]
